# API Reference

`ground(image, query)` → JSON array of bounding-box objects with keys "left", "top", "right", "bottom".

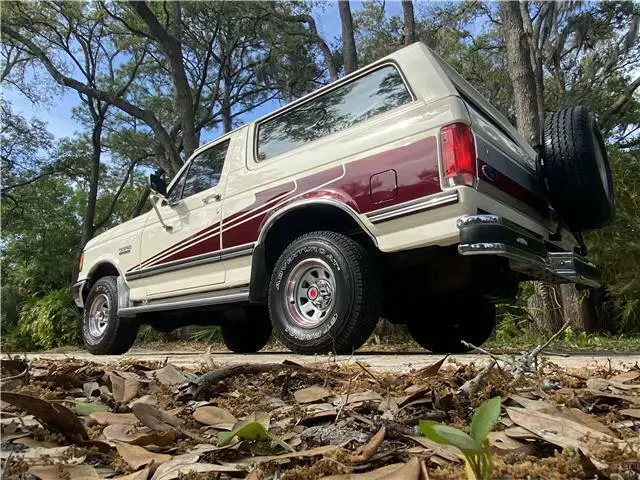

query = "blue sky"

[{"left": 3, "top": 1, "right": 405, "bottom": 144}]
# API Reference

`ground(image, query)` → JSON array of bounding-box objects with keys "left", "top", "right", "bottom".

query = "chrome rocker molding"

[
  {"left": 457, "top": 215, "right": 600, "bottom": 288},
  {"left": 118, "top": 286, "right": 250, "bottom": 317},
  {"left": 125, "top": 243, "right": 255, "bottom": 281},
  {"left": 366, "top": 191, "right": 459, "bottom": 224}
]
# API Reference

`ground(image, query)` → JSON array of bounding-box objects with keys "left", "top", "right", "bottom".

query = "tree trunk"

[
  {"left": 338, "top": 0, "right": 358, "bottom": 75},
  {"left": 499, "top": 1, "right": 541, "bottom": 145},
  {"left": 80, "top": 118, "right": 103, "bottom": 249},
  {"left": 130, "top": 1, "right": 197, "bottom": 160},
  {"left": 519, "top": 1, "right": 545, "bottom": 131},
  {"left": 402, "top": 0, "right": 416, "bottom": 46},
  {"left": 500, "top": 1, "right": 568, "bottom": 335},
  {"left": 527, "top": 282, "right": 563, "bottom": 332}
]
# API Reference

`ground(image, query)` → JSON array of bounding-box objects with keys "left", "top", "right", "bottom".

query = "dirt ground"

[
  {"left": 9, "top": 347, "right": 640, "bottom": 372},
  {"left": 1, "top": 348, "right": 639, "bottom": 479}
]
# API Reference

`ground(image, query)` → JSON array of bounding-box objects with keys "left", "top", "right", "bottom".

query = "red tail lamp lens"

[{"left": 441, "top": 123, "right": 476, "bottom": 186}]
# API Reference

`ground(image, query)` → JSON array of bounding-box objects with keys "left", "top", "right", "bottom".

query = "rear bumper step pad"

[{"left": 457, "top": 215, "right": 600, "bottom": 287}]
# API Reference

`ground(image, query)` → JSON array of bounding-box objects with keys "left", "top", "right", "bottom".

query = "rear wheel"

[
  {"left": 408, "top": 296, "right": 495, "bottom": 353},
  {"left": 268, "top": 231, "right": 382, "bottom": 354},
  {"left": 221, "top": 306, "right": 272, "bottom": 353},
  {"left": 83, "top": 276, "right": 139, "bottom": 355}
]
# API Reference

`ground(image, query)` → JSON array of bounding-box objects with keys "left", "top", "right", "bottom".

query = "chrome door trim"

[{"left": 366, "top": 191, "right": 459, "bottom": 224}]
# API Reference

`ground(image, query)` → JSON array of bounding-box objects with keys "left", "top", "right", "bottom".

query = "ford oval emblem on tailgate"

[{"left": 481, "top": 164, "right": 498, "bottom": 182}]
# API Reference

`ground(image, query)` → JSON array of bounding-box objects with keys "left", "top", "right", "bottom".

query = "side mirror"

[{"left": 149, "top": 173, "right": 167, "bottom": 197}]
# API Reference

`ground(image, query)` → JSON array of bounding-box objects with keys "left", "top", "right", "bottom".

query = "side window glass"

[
  {"left": 167, "top": 169, "right": 188, "bottom": 204},
  {"left": 257, "top": 66, "right": 412, "bottom": 161},
  {"left": 181, "top": 140, "right": 230, "bottom": 198}
]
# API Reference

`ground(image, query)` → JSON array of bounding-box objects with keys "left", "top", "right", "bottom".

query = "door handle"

[{"left": 203, "top": 193, "right": 222, "bottom": 204}]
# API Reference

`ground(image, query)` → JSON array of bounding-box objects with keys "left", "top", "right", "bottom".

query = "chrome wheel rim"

[
  {"left": 88, "top": 293, "right": 110, "bottom": 338},
  {"left": 285, "top": 258, "right": 336, "bottom": 328}
]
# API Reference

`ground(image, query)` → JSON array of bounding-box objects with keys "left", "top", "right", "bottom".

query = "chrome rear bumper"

[{"left": 457, "top": 215, "right": 600, "bottom": 287}]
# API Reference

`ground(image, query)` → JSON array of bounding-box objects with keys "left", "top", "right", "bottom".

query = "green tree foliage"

[
  {"left": 586, "top": 148, "right": 640, "bottom": 330},
  {"left": 8, "top": 288, "right": 80, "bottom": 351}
]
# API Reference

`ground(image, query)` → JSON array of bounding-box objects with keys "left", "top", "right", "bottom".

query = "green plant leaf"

[
  {"left": 470, "top": 396, "right": 501, "bottom": 443},
  {"left": 72, "top": 402, "right": 110, "bottom": 415},
  {"left": 218, "top": 419, "right": 294, "bottom": 452},
  {"left": 419, "top": 420, "right": 482, "bottom": 454}
]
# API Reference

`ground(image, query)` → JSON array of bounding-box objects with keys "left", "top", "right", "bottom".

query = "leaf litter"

[{"left": 0, "top": 354, "right": 638, "bottom": 479}]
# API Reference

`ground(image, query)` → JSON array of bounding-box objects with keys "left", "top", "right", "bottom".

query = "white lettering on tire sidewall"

[{"left": 275, "top": 244, "right": 343, "bottom": 341}]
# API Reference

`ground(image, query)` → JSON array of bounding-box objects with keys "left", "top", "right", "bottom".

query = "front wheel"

[
  {"left": 268, "top": 231, "right": 382, "bottom": 354},
  {"left": 408, "top": 296, "right": 496, "bottom": 353},
  {"left": 83, "top": 276, "right": 139, "bottom": 355}
]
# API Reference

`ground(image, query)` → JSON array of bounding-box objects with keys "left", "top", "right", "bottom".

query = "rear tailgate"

[{"left": 432, "top": 54, "right": 551, "bottom": 221}]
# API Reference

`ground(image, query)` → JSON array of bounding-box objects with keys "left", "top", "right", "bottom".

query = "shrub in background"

[{"left": 6, "top": 288, "right": 80, "bottom": 350}]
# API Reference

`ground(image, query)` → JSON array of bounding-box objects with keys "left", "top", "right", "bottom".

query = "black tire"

[
  {"left": 408, "top": 296, "right": 495, "bottom": 353},
  {"left": 541, "top": 106, "right": 615, "bottom": 231},
  {"left": 268, "top": 231, "right": 382, "bottom": 354},
  {"left": 221, "top": 306, "right": 272, "bottom": 353},
  {"left": 83, "top": 276, "right": 139, "bottom": 355}
]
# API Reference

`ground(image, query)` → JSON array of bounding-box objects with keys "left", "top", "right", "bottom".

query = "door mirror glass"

[{"left": 149, "top": 173, "right": 167, "bottom": 197}]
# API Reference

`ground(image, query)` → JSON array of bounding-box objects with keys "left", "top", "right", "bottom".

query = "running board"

[{"left": 118, "top": 287, "right": 250, "bottom": 317}]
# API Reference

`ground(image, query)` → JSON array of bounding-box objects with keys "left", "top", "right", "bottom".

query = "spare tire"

[{"left": 541, "top": 106, "right": 614, "bottom": 231}]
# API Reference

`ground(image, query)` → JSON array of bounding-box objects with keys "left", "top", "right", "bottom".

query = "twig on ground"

[
  {"left": 179, "top": 362, "right": 353, "bottom": 401},
  {"left": 457, "top": 359, "right": 497, "bottom": 394},
  {"left": 356, "top": 361, "right": 382, "bottom": 385},
  {"left": 513, "top": 317, "right": 571, "bottom": 378},
  {"left": 460, "top": 341, "right": 504, "bottom": 374},
  {"left": 1, "top": 451, "right": 13, "bottom": 480},
  {"left": 335, "top": 374, "right": 357, "bottom": 424},
  {"left": 0, "top": 366, "right": 29, "bottom": 384}
]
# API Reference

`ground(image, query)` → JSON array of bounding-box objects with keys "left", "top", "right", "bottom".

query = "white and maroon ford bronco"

[{"left": 73, "top": 43, "right": 614, "bottom": 355}]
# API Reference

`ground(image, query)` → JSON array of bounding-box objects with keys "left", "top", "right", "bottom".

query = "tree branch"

[
  {"left": 600, "top": 76, "right": 640, "bottom": 129},
  {"left": 2, "top": 24, "right": 182, "bottom": 173}
]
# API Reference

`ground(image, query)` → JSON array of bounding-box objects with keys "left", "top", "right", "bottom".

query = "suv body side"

[{"left": 74, "top": 43, "right": 582, "bottom": 313}]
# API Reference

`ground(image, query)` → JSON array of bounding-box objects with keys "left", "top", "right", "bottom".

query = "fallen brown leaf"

[
  {"left": 13, "top": 437, "right": 59, "bottom": 449},
  {"left": 28, "top": 465, "right": 101, "bottom": 480},
  {"left": 336, "top": 390, "right": 383, "bottom": 405},
  {"left": 150, "top": 364, "right": 190, "bottom": 387},
  {"left": 294, "top": 385, "right": 332, "bottom": 404},
  {"left": 487, "top": 432, "right": 537, "bottom": 456},
  {"left": 103, "top": 424, "right": 175, "bottom": 446},
  {"left": 237, "top": 445, "right": 342, "bottom": 466},
  {"left": 1, "top": 446, "right": 76, "bottom": 462},
  {"left": 1, "top": 392, "right": 88, "bottom": 442},
  {"left": 114, "top": 468, "right": 151, "bottom": 480},
  {"left": 89, "top": 411, "right": 138, "bottom": 426},
  {"left": 115, "top": 441, "right": 172, "bottom": 470},
  {"left": 150, "top": 454, "right": 245, "bottom": 480},
  {"left": 405, "top": 436, "right": 463, "bottom": 463},
  {"left": 416, "top": 356, "right": 448, "bottom": 377},
  {"left": 506, "top": 406, "right": 615, "bottom": 465},
  {"left": 322, "top": 457, "right": 421, "bottom": 480},
  {"left": 110, "top": 372, "right": 139, "bottom": 403},
  {"left": 619, "top": 408, "right": 640, "bottom": 419},
  {"left": 609, "top": 371, "right": 640, "bottom": 384},
  {"left": 193, "top": 405, "right": 237, "bottom": 426},
  {"left": 132, "top": 402, "right": 183, "bottom": 433}
]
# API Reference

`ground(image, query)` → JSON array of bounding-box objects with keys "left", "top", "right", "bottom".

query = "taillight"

[{"left": 440, "top": 123, "right": 476, "bottom": 187}]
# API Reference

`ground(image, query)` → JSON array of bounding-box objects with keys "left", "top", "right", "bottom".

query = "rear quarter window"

[{"left": 257, "top": 65, "right": 412, "bottom": 161}]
